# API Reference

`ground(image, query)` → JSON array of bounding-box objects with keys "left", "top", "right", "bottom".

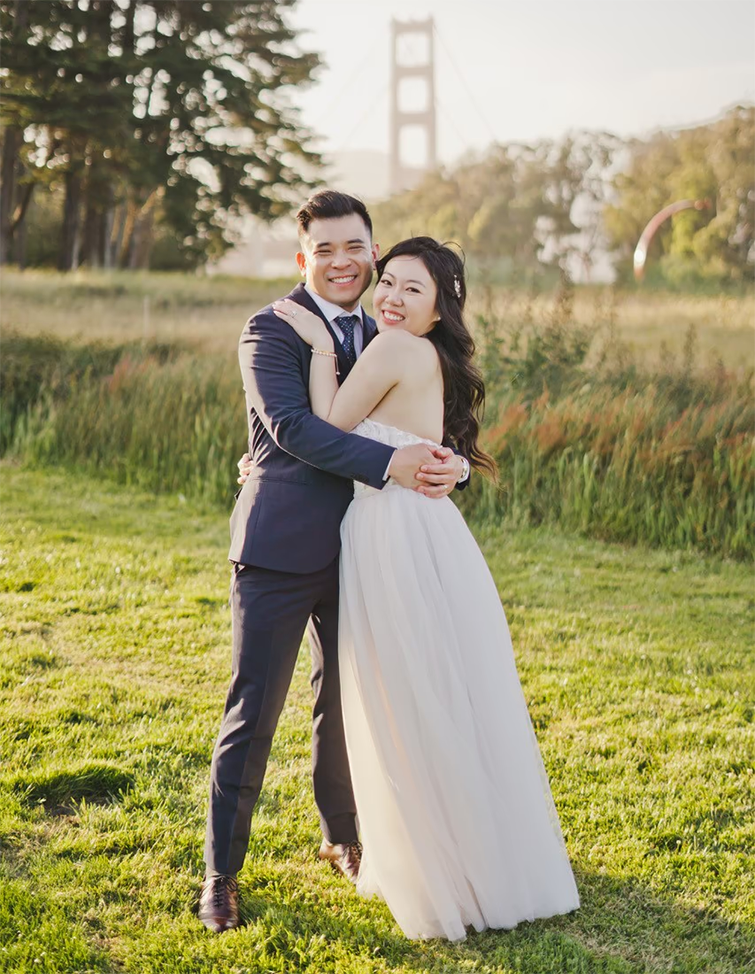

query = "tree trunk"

[
  {"left": 0, "top": 127, "right": 21, "bottom": 264},
  {"left": 122, "top": 189, "right": 159, "bottom": 269},
  {"left": 82, "top": 165, "right": 102, "bottom": 269},
  {"left": 11, "top": 180, "right": 35, "bottom": 233},
  {"left": 60, "top": 167, "right": 83, "bottom": 270},
  {"left": 123, "top": 0, "right": 136, "bottom": 53},
  {"left": 128, "top": 211, "right": 143, "bottom": 269},
  {"left": 101, "top": 184, "right": 116, "bottom": 268},
  {"left": 15, "top": 203, "right": 28, "bottom": 269},
  {"left": 0, "top": 0, "right": 30, "bottom": 265},
  {"left": 120, "top": 198, "right": 138, "bottom": 268},
  {"left": 136, "top": 204, "right": 155, "bottom": 269},
  {"left": 111, "top": 201, "right": 128, "bottom": 268}
]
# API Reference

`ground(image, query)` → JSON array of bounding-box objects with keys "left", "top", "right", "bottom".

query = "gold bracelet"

[{"left": 311, "top": 347, "right": 340, "bottom": 375}]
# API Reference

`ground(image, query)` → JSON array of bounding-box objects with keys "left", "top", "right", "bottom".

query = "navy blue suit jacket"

[{"left": 229, "top": 283, "right": 396, "bottom": 573}]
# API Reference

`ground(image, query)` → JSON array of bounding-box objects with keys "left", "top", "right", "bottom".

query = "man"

[{"left": 200, "top": 190, "right": 468, "bottom": 933}]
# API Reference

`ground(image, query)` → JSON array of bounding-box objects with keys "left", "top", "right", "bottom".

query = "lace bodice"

[{"left": 352, "top": 418, "right": 440, "bottom": 499}]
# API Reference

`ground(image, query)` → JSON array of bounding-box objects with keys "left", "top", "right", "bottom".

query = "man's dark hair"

[{"left": 296, "top": 190, "right": 372, "bottom": 239}]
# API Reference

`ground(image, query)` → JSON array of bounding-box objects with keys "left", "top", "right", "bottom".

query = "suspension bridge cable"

[
  {"left": 434, "top": 96, "right": 477, "bottom": 162},
  {"left": 331, "top": 80, "right": 391, "bottom": 154},
  {"left": 309, "top": 35, "right": 384, "bottom": 135},
  {"left": 433, "top": 23, "right": 500, "bottom": 146}
]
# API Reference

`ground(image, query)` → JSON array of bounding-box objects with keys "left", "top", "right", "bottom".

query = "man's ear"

[
  {"left": 295, "top": 251, "right": 307, "bottom": 276},
  {"left": 371, "top": 242, "right": 380, "bottom": 265}
]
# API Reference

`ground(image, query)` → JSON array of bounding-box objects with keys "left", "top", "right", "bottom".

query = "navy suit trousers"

[{"left": 204, "top": 559, "right": 357, "bottom": 875}]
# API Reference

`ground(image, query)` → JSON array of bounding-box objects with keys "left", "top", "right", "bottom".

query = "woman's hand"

[{"left": 272, "top": 299, "right": 332, "bottom": 349}]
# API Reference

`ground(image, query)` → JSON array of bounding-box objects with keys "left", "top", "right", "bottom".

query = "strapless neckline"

[
  {"left": 350, "top": 418, "right": 443, "bottom": 499},
  {"left": 351, "top": 417, "right": 441, "bottom": 450}
]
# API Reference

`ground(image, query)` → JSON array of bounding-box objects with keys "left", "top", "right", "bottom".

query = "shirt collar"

[{"left": 304, "top": 284, "right": 364, "bottom": 325}]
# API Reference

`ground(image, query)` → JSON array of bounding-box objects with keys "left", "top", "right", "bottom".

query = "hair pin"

[{"left": 453, "top": 277, "right": 462, "bottom": 298}]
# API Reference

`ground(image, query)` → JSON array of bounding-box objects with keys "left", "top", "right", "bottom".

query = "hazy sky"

[{"left": 287, "top": 0, "right": 755, "bottom": 164}]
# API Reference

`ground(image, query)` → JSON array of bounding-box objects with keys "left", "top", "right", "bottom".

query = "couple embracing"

[{"left": 199, "top": 190, "right": 579, "bottom": 942}]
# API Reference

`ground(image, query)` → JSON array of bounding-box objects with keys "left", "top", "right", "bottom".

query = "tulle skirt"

[{"left": 339, "top": 484, "right": 579, "bottom": 941}]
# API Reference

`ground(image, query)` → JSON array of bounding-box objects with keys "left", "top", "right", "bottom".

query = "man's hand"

[
  {"left": 387, "top": 443, "right": 441, "bottom": 490},
  {"left": 237, "top": 453, "right": 254, "bottom": 485},
  {"left": 415, "top": 447, "right": 465, "bottom": 498},
  {"left": 388, "top": 444, "right": 462, "bottom": 498}
]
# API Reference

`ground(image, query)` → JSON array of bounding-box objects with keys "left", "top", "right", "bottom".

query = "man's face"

[{"left": 296, "top": 213, "right": 379, "bottom": 311}]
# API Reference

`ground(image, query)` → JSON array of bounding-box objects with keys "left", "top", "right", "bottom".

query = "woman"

[{"left": 272, "top": 237, "right": 579, "bottom": 942}]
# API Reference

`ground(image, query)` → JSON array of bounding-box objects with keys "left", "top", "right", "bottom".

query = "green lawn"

[{"left": 0, "top": 466, "right": 753, "bottom": 974}]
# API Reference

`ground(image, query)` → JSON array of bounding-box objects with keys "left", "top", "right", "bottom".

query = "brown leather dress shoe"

[
  {"left": 198, "top": 874, "right": 239, "bottom": 933},
  {"left": 319, "top": 839, "right": 362, "bottom": 884}
]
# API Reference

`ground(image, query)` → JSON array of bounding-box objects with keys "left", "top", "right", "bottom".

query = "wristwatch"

[{"left": 457, "top": 456, "right": 470, "bottom": 483}]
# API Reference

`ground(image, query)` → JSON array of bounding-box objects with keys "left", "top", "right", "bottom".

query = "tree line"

[
  {"left": 0, "top": 0, "right": 320, "bottom": 270},
  {"left": 372, "top": 106, "right": 754, "bottom": 287},
  {"left": 1, "top": 1, "right": 752, "bottom": 284},
  {"left": 603, "top": 107, "right": 754, "bottom": 285}
]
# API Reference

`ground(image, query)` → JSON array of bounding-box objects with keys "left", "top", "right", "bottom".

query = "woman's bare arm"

[
  {"left": 308, "top": 331, "right": 410, "bottom": 430},
  {"left": 272, "top": 298, "right": 411, "bottom": 431}
]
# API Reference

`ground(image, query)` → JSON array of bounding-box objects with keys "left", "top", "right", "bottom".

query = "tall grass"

[
  {"left": 466, "top": 379, "right": 753, "bottom": 558},
  {"left": 459, "top": 301, "right": 755, "bottom": 558},
  {"left": 0, "top": 333, "right": 182, "bottom": 454},
  {"left": 3, "top": 334, "right": 244, "bottom": 507},
  {"left": 1, "top": 282, "right": 753, "bottom": 558}
]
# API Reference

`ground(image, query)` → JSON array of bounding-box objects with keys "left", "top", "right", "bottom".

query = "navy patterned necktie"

[{"left": 334, "top": 314, "right": 359, "bottom": 366}]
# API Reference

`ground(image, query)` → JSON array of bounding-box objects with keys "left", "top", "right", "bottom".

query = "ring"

[{"left": 290, "top": 308, "right": 298, "bottom": 317}]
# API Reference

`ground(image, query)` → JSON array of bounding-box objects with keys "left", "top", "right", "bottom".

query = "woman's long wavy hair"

[{"left": 375, "top": 236, "right": 497, "bottom": 480}]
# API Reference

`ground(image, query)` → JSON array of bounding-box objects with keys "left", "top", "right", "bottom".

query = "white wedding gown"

[{"left": 338, "top": 419, "right": 580, "bottom": 942}]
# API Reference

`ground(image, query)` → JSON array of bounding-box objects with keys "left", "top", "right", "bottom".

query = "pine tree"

[{"left": 0, "top": 0, "right": 322, "bottom": 269}]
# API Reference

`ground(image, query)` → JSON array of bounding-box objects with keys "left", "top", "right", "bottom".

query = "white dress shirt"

[{"left": 304, "top": 285, "right": 365, "bottom": 356}]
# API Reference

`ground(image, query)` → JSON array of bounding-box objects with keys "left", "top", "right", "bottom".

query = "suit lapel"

[{"left": 363, "top": 313, "right": 378, "bottom": 348}]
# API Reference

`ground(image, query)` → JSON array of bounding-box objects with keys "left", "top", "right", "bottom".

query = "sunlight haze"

[{"left": 288, "top": 0, "right": 755, "bottom": 167}]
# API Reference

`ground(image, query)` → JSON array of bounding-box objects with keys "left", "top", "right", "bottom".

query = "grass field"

[
  {"left": 1, "top": 466, "right": 753, "bottom": 974},
  {"left": 3, "top": 267, "right": 753, "bottom": 558},
  {"left": 2, "top": 268, "right": 753, "bottom": 371}
]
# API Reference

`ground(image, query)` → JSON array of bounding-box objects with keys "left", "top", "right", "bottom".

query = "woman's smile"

[{"left": 380, "top": 308, "right": 405, "bottom": 325}]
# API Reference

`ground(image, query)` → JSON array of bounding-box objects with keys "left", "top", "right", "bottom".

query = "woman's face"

[{"left": 372, "top": 255, "right": 439, "bottom": 337}]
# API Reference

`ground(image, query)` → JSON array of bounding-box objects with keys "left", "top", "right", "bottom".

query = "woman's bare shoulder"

[{"left": 368, "top": 330, "right": 438, "bottom": 371}]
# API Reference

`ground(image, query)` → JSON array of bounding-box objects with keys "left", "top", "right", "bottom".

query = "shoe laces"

[{"left": 211, "top": 875, "right": 238, "bottom": 908}]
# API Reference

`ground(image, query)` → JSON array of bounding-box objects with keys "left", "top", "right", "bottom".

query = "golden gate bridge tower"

[{"left": 389, "top": 17, "right": 437, "bottom": 195}]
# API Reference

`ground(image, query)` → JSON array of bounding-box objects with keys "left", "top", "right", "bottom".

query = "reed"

[
  {"left": 458, "top": 308, "right": 755, "bottom": 558},
  {"left": 463, "top": 379, "right": 754, "bottom": 558},
  {"left": 2, "top": 293, "right": 752, "bottom": 558},
  {"left": 4, "top": 334, "right": 244, "bottom": 506}
]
